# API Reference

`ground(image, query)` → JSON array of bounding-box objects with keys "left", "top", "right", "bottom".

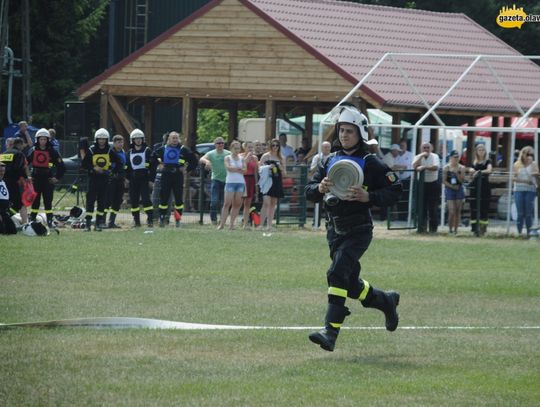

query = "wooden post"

[
  {"left": 392, "top": 112, "right": 401, "bottom": 144},
  {"left": 100, "top": 91, "right": 109, "bottom": 130},
  {"left": 228, "top": 102, "right": 238, "bottom": 143},
  {"left": 265, "top": 99, "right": 276, "bottom": 142},
  {"left": 466, "top": 117, "right": 476, "bottom": 166},
  {"left": 144, "top": 98, "right": 154, "bottom": 146},
  {"left": 491, "top": 116, "right": 500, "bottom": 167},
  {"left": 304, "top": 105, "right": 314, "bottom": 147},
  {"left": 502, "top": 117, "right": 512, "bottom": 168},
  {"left": 182, "top": 95, "right": 194, "bottom": 211}
]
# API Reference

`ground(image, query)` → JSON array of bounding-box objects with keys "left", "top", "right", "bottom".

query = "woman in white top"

[
  {"left": 218, "top": 140, "right": 246, "bottom": 230},
  {"left": 513, "top": 146, "right": 539, "bottom": 236}
]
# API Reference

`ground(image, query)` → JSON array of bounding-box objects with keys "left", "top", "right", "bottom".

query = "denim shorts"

[
  {"left": 445, "top": 186, "right": 464, "bottom": 200},
  {"left": 225, "top": 182, "right": 245, "bottom": 193}
]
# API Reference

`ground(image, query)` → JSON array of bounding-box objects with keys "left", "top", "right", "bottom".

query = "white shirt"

[
  {"left": 395, "top": 150, "right": 413, "bottom": 180},
  {"left": 0, "top": 179, "right": 9, "bottom": 202},
  {"left": 310, "top": 152, "right": 330, "bottom": 172},
  {"left": 280, "top": 144, "right": 296, "bottom": 163},
  {"left": 382, "top": 152, "right": 396, "bottom": 168},
  {"left": 414, "top": 152, "right": 440, "bottom": 183},
  {"left": 225, "top": 156, "right": 245, "bottom": 184}
]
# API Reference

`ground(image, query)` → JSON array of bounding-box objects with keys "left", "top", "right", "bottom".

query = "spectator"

[
  {"left": 468, "top": 144, "right": 492, "bottom": 236},
  {"left": 105, "top": 135, "right": 127, "bottom": 229},
  {"left": 4, "top": 137, "right": 14, "bottom": 152},
  {"left": 382, "top": 144, "right": 400, "bottom": 168},
  {"left": 413, "top": 142, "right": 440, "bottom": 233},
  {"left": 253, "top": 140, "right": 264, "bottom": 160},
  {"left": 310, "top": 141, "right": 332, "bottom": 174},
  {"left": 0, "top": 137, "right": 30, "bottom": 224},
  {"left": 152, "top": 131, "right": 197, "bottom": 227},
  {"left": 199, "top": 137, "right": 231, "bottom": 225},
  {"left": 218, "top": 140, "right": 246, "bottom": 230},
  {"left": 14, "top": 121, "right": 33, "bottom": 156},
  {"left": 241, "top": 141, "right": 258, "bottom": 229},
  {"left": 0, "top": 161, "right": 17, "bottom": 234},
  {"left": 259, "top": 138, "right": 286, "bottom": 233},
  {"left": 513, "top": 146, "right": 539, "bottom": 237},
  {"left": 48, "top": 128, "right": 60, "bottom": 153},
  {"left": 295, "top": 137, "right": 310, "bottom": 160},
  {"left": 27, "top": 128, "right": 65, "bottom": 227},
  {"left": 152, "top": 133, "right": 173, "bottom": 221},
  {"left": 442, "top": 150, "right": 466, "bottom": 234},
  {"left": 278, "top": 133, "right": 296, "bottom": 163}
]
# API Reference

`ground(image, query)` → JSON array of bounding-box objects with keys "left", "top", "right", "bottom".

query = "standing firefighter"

[
  {"left": 105, "top": 135, "right": 127, "bottom": 229},
  {"left": 81, "top": 128, "right": 120, "bottom": 231},
  {"left": 151, "top": 131, "right": 197, "bottom": 227},
  {"left": 305, "top": 104, "right": 402, "bottom": 352},
  {"left": 27, "top": 128, "right": 65, "bottom": 226},
  {"left": 126, "top": 129, "right": 154, "bottom": 227}
]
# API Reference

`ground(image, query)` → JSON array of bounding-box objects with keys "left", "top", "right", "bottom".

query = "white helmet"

[
  {"left": 336, "top": 105, "right": 375, "bottom": 145},
  {"left": 94, "top": 128, "right": 110, "bottom": 141},
  {"left": 35, "top": 128, "right": 50, "bottom": 140},
  {"left": 130, "top": 128, "right": 145, "bottom": 141}
]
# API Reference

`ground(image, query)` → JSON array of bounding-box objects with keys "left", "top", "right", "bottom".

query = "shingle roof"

[{"left": 243, "top": 0, "right": 540, "bottom": 114}]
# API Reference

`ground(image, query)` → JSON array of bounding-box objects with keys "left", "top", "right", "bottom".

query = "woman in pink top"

[{"left": 241, "top": 141, "right": 259, "bottom": 229}]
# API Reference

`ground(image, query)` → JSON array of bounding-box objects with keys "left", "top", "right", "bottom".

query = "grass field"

[{"left": 1, "top": 226, "right": 539, "bottom": 406}]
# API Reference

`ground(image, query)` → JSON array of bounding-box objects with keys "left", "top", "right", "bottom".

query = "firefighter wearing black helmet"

[
  {"left": 305, "top": 103, "right": 402, "bottom": 352},
  {"left": 150, "top": 131, "right": 197, "bottom": 227},
  {"left": 126, "top": 128, "right": 154, "bottom": 227},
  {"left": 27, "top": 128, "right": 65, "bottom": 227}
]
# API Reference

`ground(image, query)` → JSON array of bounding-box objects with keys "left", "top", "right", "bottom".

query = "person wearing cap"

[
  {"left": 126, "top": 128, "right": 154, "bottom": 227},
  {"left": 81, "top": 128, "right": 121, "bottom": 231},
  {"left": 443, "top": 150, "right": 466, "bottom": 234},
  {"left": 305, "top": 103, "right": 402, "bottom": 352},
  {"left": 105, "top": 135, "right": 127, "bottom": 229},
  {"left": 27, "top": 128, "right": 65, "bottom": 227},
  {"left": 0, "top": 137, "right": 30, "bottom": 224},
  {"left": 413, "top": 142, "right": 441, "bottom": 233},
  {"left": 150, "top": 131, "right": 197, "bottom": 227},
  {"left": 0, "top": 161, "right": 17, "bottom": 234}
]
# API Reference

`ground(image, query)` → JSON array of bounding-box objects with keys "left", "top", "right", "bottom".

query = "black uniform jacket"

[
  {"left": 149, "top": 144, "right": 198, "bottom": 180},
  {"left": 305, "top": 149, "right": 402, "bottom": 220}
]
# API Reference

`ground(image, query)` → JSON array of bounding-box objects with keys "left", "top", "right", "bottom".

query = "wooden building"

[{"left": 76, "top": 0, "right": 540, "bottom": 162}]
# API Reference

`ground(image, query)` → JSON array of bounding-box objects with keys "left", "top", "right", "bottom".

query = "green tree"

[
  {"left": 197, "top": 109, "right": 259, "bottom": 143},
  {"left": 3, "top": 0, "right": 108, "bottom": 130}
]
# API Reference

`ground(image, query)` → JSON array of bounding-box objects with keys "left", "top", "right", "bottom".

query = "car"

[{"left": 194, "top": 142, "right": 215, "bottom": 157}]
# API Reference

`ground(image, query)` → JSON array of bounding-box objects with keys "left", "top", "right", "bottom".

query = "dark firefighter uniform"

[
  {"left": 106, "top": 147, "right": 127, "bottom": 228},
  {"left": 0, "top": 143, "right": 28, "bottom": 215},
  {"left": 27, "top": 140, "right": 65, "bottom": 226},
  {"left": 126, "top": 142, "right": 153, "bottom": 227},
  {"left": 305, "top": 104, "right": 402, "bottom": 352},
  {"left": 81, "top": 136, "right": 121, "bottom": 231},
  {"left": 151, "top": 143, "right": 197, "bottom": 226},
  {"left": 306, "top": 150, "right": 402, "bottom": 350}
]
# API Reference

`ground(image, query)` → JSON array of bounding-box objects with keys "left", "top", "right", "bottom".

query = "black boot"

[
  {"left": 309, "top": 304, "right": 350, "bottom": 352},
  {"left": 146, "top": 211, "right": 153, "bottom": 228},
  {"left": 84, "top": 216, "right": 92, "bottom": 232},
  {"left": 108, "top": 213, "right": 121, "bottom": 229},
  {"left": 95, "top": 215, "right": 103, "bottom": 232},
  {"left": 159, "top": 214, "right": 165, "bottom": 228},
  {"left": 361, "top": 287, "right": 400, "bottom": 331},
  {"left": 133, "top": 211, "right": 141, "bottom": 227}
]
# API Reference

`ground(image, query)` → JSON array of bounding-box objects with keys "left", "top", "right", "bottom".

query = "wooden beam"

[
  {"left": 304, "top": 105, "right": 314, "bottom": 146},
  {"left": 228, "top": 101, "right": 238, "bottom": 143},
  {"left": 99, "top": 91, "right": 109, "bottom": 129},
  {"left": 265, "top": 99, "right": 276, "bottom": 142},
  {"left": 108, "top": 94, "right": 135, "bottom": 135},
  {"left": 466, "top": 117, "right": 476, "bottom": 166},
  {"left": 392, "top": 112, "right": 401, "bottom": 144},
  {"left": 110, "top": 110, "right": 124, "bottom": 137},
  {"left": 144, "top": 98, "right": 154, "bottom": 146}
]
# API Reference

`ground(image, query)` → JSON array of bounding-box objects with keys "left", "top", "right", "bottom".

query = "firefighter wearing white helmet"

[
  {"left": 127, "top": 128, "right": 154, "bottom": 227},
  {"left": 305, "top": 102, "right": 402, "bottom": 352},
  {"left": 81, "top": 128, "right": 121, "bottom": 231},
  {"left": 27, "top": 128, "right": 65, "bottom": 226},
  {"left": 94, "top": 128, "right": 110, "bottom": 141}
]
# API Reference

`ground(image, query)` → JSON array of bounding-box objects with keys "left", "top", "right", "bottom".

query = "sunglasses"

[
  {"left": 527, "top": 153, "right": 534, "bottom": 157},
  {"left": 271, "top": 144, "right": 279, "bottom": 147},
  {"left": 215, "top": 142, "right": 224, "bottom": 145}
]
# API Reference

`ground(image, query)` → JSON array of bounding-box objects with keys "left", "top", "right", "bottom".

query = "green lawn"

[{"left": 1, "top": 227, "right": 539, "bottom": 406}]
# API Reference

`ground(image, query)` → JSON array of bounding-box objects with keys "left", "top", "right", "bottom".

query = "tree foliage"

[{"left": 196, "top": 109, "right": 259, "bottom": 143}]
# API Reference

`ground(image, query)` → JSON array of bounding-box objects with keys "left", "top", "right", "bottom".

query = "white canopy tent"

[{"left": 316, "top": 53, "right": 540, "bottom": 234}]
